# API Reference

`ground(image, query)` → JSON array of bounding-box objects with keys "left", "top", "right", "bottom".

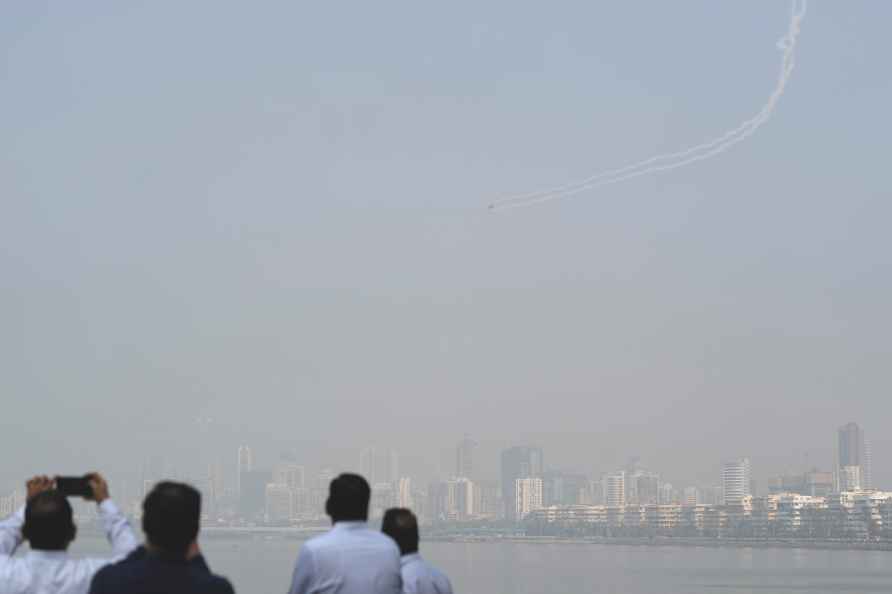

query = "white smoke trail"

[{"left": 490, "top": 0, "right": 807, "bottom": 211}]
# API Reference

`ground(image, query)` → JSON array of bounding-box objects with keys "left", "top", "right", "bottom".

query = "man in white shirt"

[
  {"left": 382, "top": 509, "right": 453, "bottom": 594},
  {"left": 0, "top": 474, "right": 139, "bottom": 594},
  {"left": 287, "top": 473, "right": 401, "bottom": 594}
]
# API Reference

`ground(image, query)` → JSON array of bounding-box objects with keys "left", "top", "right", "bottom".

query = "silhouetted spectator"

[
  {"left": 287, "top": 473, "right": 401, "bottom": 594},
  {"left": 382, "top": 508, "right": 453, "bottom": 594},
  {"left": 89, "top": 482, "right": 233, "bottom": 594},
  {"left": 0, "top": 474, "right": 138, "bottom": 594}
]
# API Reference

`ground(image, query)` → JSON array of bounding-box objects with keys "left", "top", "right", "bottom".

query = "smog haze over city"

[{"left": 3, "top": 0, "right": 892, "bottom": 553}]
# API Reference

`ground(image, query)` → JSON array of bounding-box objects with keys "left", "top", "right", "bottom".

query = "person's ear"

[
  {"left": 325, "top": 498, "right": 332, "bottom": 517},
  {"left": 68, "top": 523, "right": 77, "bottom": 545}
]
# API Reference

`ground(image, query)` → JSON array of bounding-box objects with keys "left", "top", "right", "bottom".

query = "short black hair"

[
  {"left": 381, "top": 508, "right": 419, "bottom": 555},
  {"left": 325, "top": 473, "right": 370, "bottom": 522},
  {"left": 23, "top": 491, "right": 76, "bottom": 551},
  {"left": 142, "top": 481, "right": 201, "bottom": 557}
]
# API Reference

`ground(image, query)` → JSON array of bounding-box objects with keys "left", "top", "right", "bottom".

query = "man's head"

[
  {"left": 142, "top": 481, "right": 201, "bottom": 558},
  {"left": 381, "top": 508, "right": 419, "bottom": 556},
  {"left": 23, "top": 491, "right": 77, "bottom": 551},
  {"left": 325, "top": 473, "right": 371, "bottom": 523}
]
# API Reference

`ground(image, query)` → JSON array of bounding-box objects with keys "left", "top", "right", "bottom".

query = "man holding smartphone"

[{"left": 0, "top": 473, "right": 139, "bottom": 594}]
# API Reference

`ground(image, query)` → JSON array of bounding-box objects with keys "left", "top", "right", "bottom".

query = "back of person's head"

[
  {"left": 381, "top": 508, "right": 419, "bottom": 555},
  {"left": 142, "top": 481, "right": 201, "bottom": 558},
  {"left": 23, "top": 491, "right": 76, "bottom": 551},
  {"left": 325, "top": 473, "right": 370, "bottom": 522}
]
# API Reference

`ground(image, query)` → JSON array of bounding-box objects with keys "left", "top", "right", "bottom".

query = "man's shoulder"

[
  {"left": 405, "top": 556, "right": 451, "bottom": 584},
  {"left": 90, "top": 550, "right": 232, "bottom": 594},
  {"left": 90, "top": 548, "right": 149, "bottom": 587},
  {"left": 194, "top": 572, "right": 235, "bottom": 594},
  {"left": 304, "top": 526, "right": 398, "bottom": 553}
]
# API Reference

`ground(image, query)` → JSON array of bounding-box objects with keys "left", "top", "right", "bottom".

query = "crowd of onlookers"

[{"left": 0, "top": 473, "right": 453, "bottom": 594}]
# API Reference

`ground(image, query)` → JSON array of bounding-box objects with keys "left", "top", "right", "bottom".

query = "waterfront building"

[
  {"left": 265, "top": 483, "right": 293, "bottom": 523},
  {"left": 604, "top": 471, "right": 626, "bottom": 508},
  {"left": 837, "top": 422, "right": 872, "bottom": 491},
  {"left": 237, "top": 445, "right": 253, "bottom": 497},
  {"left": 476, "top": 480, "right": 502, "bottom": 519},
  {"left": 273, "top": 463, "right": 305, "bottom": 491},
  {"left": 501, "top": 446, "right": 544, "bottom": 521},
  {"left": 678, "top": 504, "right": 708, "bottom": 534},
  {"left": 427, "top": 477, "right": 476, "bottom": 522},
  {"left": 454, "top": 477, "right": 475, "bottom": 519},
  {"left": 456, "top": 434, "right": 476, "bottom": 479},
  {"left": 370, "top": 481, "right": 395, "bottom": 519},
  {"left": 515, "top": 477, "right": 543, "bottom": 520},
  {"left": 291, "top": 487, "right": 312, "bottom": 518},
  {"left": 644, "top": 504, "right": 681, "bottom": 532},
  {"left": 397, "top": 477, "right": 412, "bottom": 508},
  {"left": 658, "top": 482, "right": 676, "bottom": 505},
  {"left": 750, "top": 495, "right": 780, "bottom": 536},
  {"left": 767, "top": 470, "right": 833, "bottom": 497},
  {"left": 360, "top": 447, "right": 400, "bottom": 486},
  {"left": 840, "top": 465, "right": 863, "bottom": 492},
  {"left": 722, "top": 458, "right": 752, "bottom": 506},
  {"left": 239, "top": 469, "right": 271, "bottom": 521}
]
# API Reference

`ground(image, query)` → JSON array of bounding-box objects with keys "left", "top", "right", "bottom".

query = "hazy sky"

[{"left": 2, "top": 1, "right": 890, "bottom": 491}]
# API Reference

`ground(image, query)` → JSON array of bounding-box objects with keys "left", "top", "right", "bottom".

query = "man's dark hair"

[
  {"left": 142, "top": 481, "right": 201, "bottom": 558},
  {"left": 23, "top": 491, "right": 76, "bottom": 551},
  {"left": 381, "top": 508, "right": 419, "bottom": 555},
  {"left": 325, "top": 473, "right": 370, "bottom": 522}
]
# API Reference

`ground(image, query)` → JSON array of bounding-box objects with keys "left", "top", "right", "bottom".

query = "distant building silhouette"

[
  {"left": 456, "top": 435, "right": 476, "bottom": 478},
  {"left": 837, "top": 422, "right": 872, "bottom": 490},
  {"left": 501, "top": 446, "right": 544, "bottom": 522},
  {"left": 514, "top": 477, "right": 543, "bottom": 520},
  {"left": 604, "top": 471, "right": 626, "bottom": 507},
  {"left": 722, "top": 458, "right": 751, "bottom": 506},
  {"left": 360, "top": 447, "right": 400, "bottom": 487},
  {"left": 237, "top": 445, "right": 253, "bottom": 497}
]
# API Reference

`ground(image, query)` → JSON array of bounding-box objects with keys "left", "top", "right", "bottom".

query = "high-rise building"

[
  {"left": 604, "top": 471, "right": 626, "bottom": 507},
  {"left": 629, "top": 472, "right": 660, "bottom": 505},
  {"left": 476, "top": 480, "right": 502, "bottom": 519},
  {"left": 683, "top": 486, "right": 700, "bottom": 506},
  {"left": 239, "top": 469, "right": 271, "bottom": 521},
  {"left": 397, "top": 477, "right": 413, "bottom": 508},
  {"left": 658, "top": 482, "right": 676, "bottom": 505},
  {"left": 837, "top": 423, "right": 872, "bottom": 491},
  {"left": 265, "top": 483, "right": 293, "bottom": 523},
  {"left": 543, "top": 472, "right": 589, "bottom": 506},
  {"left": 454, "top": 477, "right": 475, "bottom": 520},
  {"left": 237, "top": 445, "right": 253, "bottom": 497},
  {"left": 767, "top": 470, "right": 834, "bottom": 497},
  {"left": 514, "top": 478, "right": 543, "bottom": 520},
  {"left": 722, "top": 458, "right": 752, "bottom": 506},
  {"left": 428, "top": 481, "right": 452, "bottom": 523},
  {"left": 456, "top": 435, "right": 476, "bottom": 478},
  {"left": 360, "top": 448, "right": 376, "bottom": 485},
  {"left": 840, "top": 465, "right": 863, "bottom": 491},
  {"left": 385, "top": 450, "right": 400, "bottom": 485},
  {"left": 317, "top": 468, "right": 336, "bottom": 489},
  {"left": 370, "top": 483, "right": 394, "bottom": 519},
  {"left": 360, "top": 448, "right": 400, "bottom": 486},
  {"left": 501, "top": 446, "right": 544, "bottom": 521},
  {"left": 274, "top": 463, "right": 305, "bottom": 491}
]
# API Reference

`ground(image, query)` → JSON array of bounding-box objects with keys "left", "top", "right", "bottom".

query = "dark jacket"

[{"left": 89, "top": 546, "right": 234, "bottom": 594}]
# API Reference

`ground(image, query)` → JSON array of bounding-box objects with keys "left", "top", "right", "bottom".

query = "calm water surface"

[{"left": 73, "top": 536, "right": 892, "bottom": 594}]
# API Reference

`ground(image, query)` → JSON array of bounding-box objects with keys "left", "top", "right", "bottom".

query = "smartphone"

[{"left": 56, "top": 476, "right": 93, "bottom": 498}]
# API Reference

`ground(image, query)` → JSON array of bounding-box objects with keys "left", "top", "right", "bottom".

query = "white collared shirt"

[
  {"left": 400, "top": 553, "right": 453, "bottom": 594},
  {"left": 287, "top": 521, "right": 402, "bottom": 594},
  {"left": 0, "top": 500, "right": 139, "bottom": 594}
]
